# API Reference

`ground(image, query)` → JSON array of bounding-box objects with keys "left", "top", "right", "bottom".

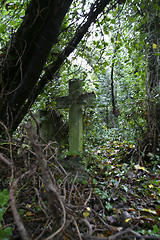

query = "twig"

[
  {"left": 81, "top": 218, "right": 93, "bottom": 235},
  {"left": 47, "top": 151, "right": 67, "bottom": 176},
  {"left": 68, "top": 171, "right": 78, "bottom": 204},
  {"left": 54, "top": 157, "right": 67, "bottom": 175},
  {"left": 81, "top": 234, "right": 108, "bottom": 240},
  {"left": 92, "top": 209, "right": 113, "bottom": 231},
  {"left": 73, "top": 217, "right": 82, "bottom": 240},
  {"left": 25, "top": 121, "right": 66, "bottom": 239},
  {"left": 114, "top": 235, "right": 160, "bottom": 239},
  {"left": 9, "top": 172, "right": 32, "bottom": 240},
  {"left": 0, "top": 153, "right": 12, "bottom": 167},
  {"left": 61, "top": 173, "right": 71, "bottom": 200},
  {"left": 43, "top": 185, "right": 66, "bottom": 240},
  {"left": 34, "top": 219, "right": 49, "bottom": 240},
  {"left": 0, "top": 122, "right": 30, "bottom": 239},
  {"left": 34, "top": 187, "right": 49, "bottom": 218},
  {"left": 109, "top": 227, "right": 142, "bottom": 240},
  {"left": 0, "top": 121, "right": 13, "bottom": 161},
  {"left": 84, "top": 188, "right": 92, "bottom": 206},
  {"left": 30, "top": 110, "right": 41, "bottom": 137}
]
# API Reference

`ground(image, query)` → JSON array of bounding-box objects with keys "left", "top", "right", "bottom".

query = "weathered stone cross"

[{"left": 56, "top": 79, "right": 96, "bottom": 155}]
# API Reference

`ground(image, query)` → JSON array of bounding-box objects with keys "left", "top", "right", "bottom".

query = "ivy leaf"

[
  {"left": 152, "top": 225, "right": 160, "bottom": 234},
  {"left": 111, "top": 19, "right": 116, "bottom": 24},
  {"left": 0, "top": 24, "right": 5, "bottom": 34},
  {"left": 128, "top": 17, "right": 135, "bottom": 22},
  {"left": 111, "top": 37, "right": 114, "bottom": 43},
  {"left": 153, "top": 43, "right": 157, "bottom": 49},
  {"left": 0, "top": 189, "right": 9, "bottom": 207}
]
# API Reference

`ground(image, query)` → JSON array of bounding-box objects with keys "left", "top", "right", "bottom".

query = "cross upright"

[{"left": 56, "top": 79, "right": 96, "bottom": 155}]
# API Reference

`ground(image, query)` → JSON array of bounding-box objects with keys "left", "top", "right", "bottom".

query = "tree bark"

[
  {"left": 0, "top": 0, "right": 73, "bottom": 131},
  {"left": 0, "top": 0, "right": 125, "bottom": 134},
  {"left": 145, "top": 1, "right": 160, "bottom": 153}
]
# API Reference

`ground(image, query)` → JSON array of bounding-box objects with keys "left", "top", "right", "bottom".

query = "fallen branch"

[
  {"left": 73, "top": 217, "right": 83, "bottom": 240},
  {"left": 9, "top": 171, "right": 33, "bottom": 240},
  {"left": 109, "top": 227, "right": 143, "bottom": 240},
  {"left": 81, "top": 234, "right": 108, "bottom": 240},
  {"left": 68, "top": 171, "right": 78, "bottom": 204},
  {"left": 25, "top": 121, "right": 66, "bottom": 239},
  {"left": 81, "top": 218, "right": 93, "bottom": 235},
  {"left": 0, "top": 153, "right": 12, "bottom": 167}
]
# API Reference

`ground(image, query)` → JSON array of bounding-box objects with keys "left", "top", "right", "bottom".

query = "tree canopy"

[
  {"left": 0, "top": 0, "right": 124, "bottom": 132},
  {"left": 0, "top": 0, "right": 159, "bottom": 148}
]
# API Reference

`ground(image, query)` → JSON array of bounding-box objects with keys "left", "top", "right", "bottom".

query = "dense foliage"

[{"left": 0, "top": 0, "right": 159, "bottom": 239}]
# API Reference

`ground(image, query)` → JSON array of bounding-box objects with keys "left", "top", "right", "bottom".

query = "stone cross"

[{"left": 56, "top": 79, "right": 96, "bottom": 155}]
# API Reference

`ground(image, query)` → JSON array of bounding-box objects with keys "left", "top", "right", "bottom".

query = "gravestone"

[
  {"left": 56, "top": 79, "right": 96, "bottom": 155},
  {"left": 39, "top": 109, "right": 68, "bottom": 146}
]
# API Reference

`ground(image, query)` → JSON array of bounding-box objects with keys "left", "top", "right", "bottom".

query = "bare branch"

[
  {"left": 0, "top": 153, "right": 12, "bottom": 167},
  {"left": 9, "top": 171, "right": 33, "bottom": 240},
  {"left": 25, "top": 121, "right": 66, "bottom": 239}
]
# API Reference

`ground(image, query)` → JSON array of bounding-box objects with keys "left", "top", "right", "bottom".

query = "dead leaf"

[{"left": 156, "top": 208, "right": 160, "bottom": 216}]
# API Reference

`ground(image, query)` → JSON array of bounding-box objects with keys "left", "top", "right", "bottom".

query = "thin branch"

[
  {"left": 0, "top": 121, "right": 13, "bottom": 161},
  {"left": 30, "top": 110, "right": 41, "bottom": 137},
  {"left": 43, "top": 185, "right": 66, "bottom": 240},
  {"left": 9, "top": 171, "right": 33, "bottom": 240},
  {"left": 109, "top": 228, "right": 143, "bottom": 240},
  {"left": 34, "top": 219, "right": 50, "bottom": 240},
  {"left": 0, "top": 153, "right": 12, "bottom": 167},
  {"left": 68, "top": 171, "right": 78, "bottom": 204},
  {"left": 81, "top": 219, "right": 93, "bottom": 236},
  {"left": 25, "top": 121, "right": 66, "bottom": 239},
  {"left": 73, "top": 217, "right": 82, "bottom": 240},
  {"left": 84, "top": 188, "right": 92, "bottom": 206}
]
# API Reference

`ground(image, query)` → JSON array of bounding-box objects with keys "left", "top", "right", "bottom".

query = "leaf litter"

[{"left": 0, "top": 134, "right": 160, "bottom": 240}]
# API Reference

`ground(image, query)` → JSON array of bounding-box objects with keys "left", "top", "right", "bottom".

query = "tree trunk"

[
  {"left": 0, "top": 0, "right": 125, "bottom": 135},
  {"left": 144, "top": 1, "right": 160, "bottom": 154},
  {"left": 0, "top": 0, "right": 73, "bottom": 132}
]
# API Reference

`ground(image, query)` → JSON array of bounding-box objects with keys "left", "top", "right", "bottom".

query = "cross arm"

[
  {"left": 78, "top": 92, "right": 96, "bottom": 107},
  {"left": 56, "top": 92, "right": 96, "bottom": 109}
]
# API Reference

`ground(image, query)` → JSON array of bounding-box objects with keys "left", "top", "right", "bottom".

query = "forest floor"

[{"left": 0, "top": 136, "right": 160, "bottom": 240}]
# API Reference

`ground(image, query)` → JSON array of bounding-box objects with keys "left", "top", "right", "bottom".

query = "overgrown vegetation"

[
  {"left": 0, "top": 128, "right": 160, "bottom": 239},
  {"left": 0, "top": 0, "right": 160, "bottom": 239}
]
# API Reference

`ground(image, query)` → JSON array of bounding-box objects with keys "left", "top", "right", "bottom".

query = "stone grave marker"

[{"left": 56, "top": 79, "right": 96, "bottom": 155}]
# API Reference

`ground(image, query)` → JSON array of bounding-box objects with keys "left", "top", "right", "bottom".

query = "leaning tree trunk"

[
  {"left": 0, "top": 0, "right": 73, "bottom": 133},
  {"left": 0, "top": 0, "right": 125, "bottom": 135}
]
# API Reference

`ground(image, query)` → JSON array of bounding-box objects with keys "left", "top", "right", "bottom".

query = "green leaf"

[
  {"left": 103, "top": 25, "right": 108, "bottom": 35},
  {"left": 105, "top": 202, "right": 113, "bottom": 211},
  {"left": 111, "top": 19, "right": 116, "bottom": 24},
  {"left": 0, "top": 189, "right": 9, "bottom": 207},
  {"left": 139, "top": 40, "right": 145, "bottom": 46},
  {"left": 0, "top": 227, "right": 12, "bottom": 239},
  {"left": 111, "top": 37, "right": 114, "bottom": 43},
  {"left": 0, "top": 209, "right": 4, "bottom": 222},
  {"left": 153, "top": 3, "right": 160, "bottom": 10},
  {"left": 152, "top": 225, "right": 160, "bottom": 234},
  {"left": 0, "top": 25, "right": 5, "bottom": 34},
  {"left": 128, "top": 17, "right": 135, "bottom": 23}
]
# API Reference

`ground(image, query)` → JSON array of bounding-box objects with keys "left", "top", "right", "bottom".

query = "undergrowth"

[{"left": 0, "top": 133, "right": 160, "bottom": 240}]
